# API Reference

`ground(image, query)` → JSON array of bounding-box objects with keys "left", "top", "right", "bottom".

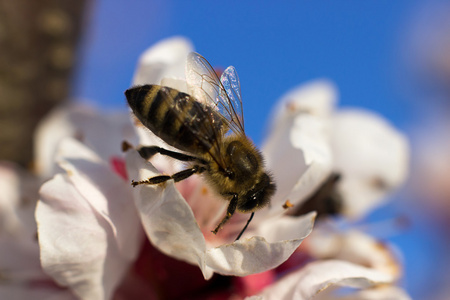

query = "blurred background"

[{"left": 2, "top": 1, "right": 450, "bottom": 298}]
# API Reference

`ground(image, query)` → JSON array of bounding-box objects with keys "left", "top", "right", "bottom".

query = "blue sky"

[
  {"left": 73, "top": 1, "right": 444, "bottom": 298},
  {"left": 73, "top": 1, "right": 426, "bottom": 143}
]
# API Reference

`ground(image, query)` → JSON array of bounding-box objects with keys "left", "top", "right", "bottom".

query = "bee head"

[{"left": 238, "top": 172, "right": 276, "bottom": 213}]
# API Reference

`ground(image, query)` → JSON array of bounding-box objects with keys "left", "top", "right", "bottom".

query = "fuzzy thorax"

[{"left": 201, "top": 135, "right": 276, "bottom": 213}]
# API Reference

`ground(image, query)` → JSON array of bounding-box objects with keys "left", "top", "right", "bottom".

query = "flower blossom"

[
  {"left": 30, "top": 36, "right": 411, "bottom": 299},
  {"left": 128, "top": 37, "right": 410, "bottom": 297},
  {"left": 252, "top": 71, "right": 410, "bottom": 298},
  {"left": 0, "top": 146, "right": 79, "bottom": 298},
  {"left": 263, "top": 79, "right": 409, "bottom": 220},
  {"left": 126, "top": 37, "right": 316, "bottom": 281},
  {"left": 0, "top": 104, "right": 139, "bottom": 299}
]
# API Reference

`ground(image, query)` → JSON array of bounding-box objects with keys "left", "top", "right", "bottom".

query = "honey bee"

[{"left": 125, "top": 52, "right": 276, "bottom": 240}]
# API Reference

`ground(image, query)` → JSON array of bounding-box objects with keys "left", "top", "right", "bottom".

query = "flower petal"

[
  {"left": 56, "top": 138, "right": 143, "bottom": 259},
  {"left": 132, "top": 36, "right": 193, "bottom": 88},
  {"left": 0, "top": 163, "right": 22, "bottom": 235},
  {"left": 256, "top": 260, "right": 394, "bottom": 300},
  {"left": 261, "top": 110, "right": 333, "bottom": 219},
  {"left": 34, "top": 105, "right": 138, "bottom": 178},
  {"left": 125, "top": 150, "right": 210, "bottom": 276},
  {"left": 331, "top": 109, "right": 410, "bottom": 218},
  {"left": 262, "top": 81, "right": 336, "bottom": 218},
  {"left": 269, "top": 79, "right": 337, "bottom": 126},
  {"left": 126, "top": 150, "right": 315, "bottom": 279},
  {"left": 262, "top": 107, "right": 310, "bottom": 210},
  {"left": 207, "top": 213, "right": 315, "bottom": 277},
  {"left": 336, "top": 286, "right": 411, "bottom": 300},
  {"left": 306, "top": 229, "right": 401, "bottom": 279},
  {"left": 255, "top": 212, "right": 316, "bottom": 243},
  {"left": 36, "top": 139, "right": 142, "bottom": 300},
  {"left": 205, "top": 235, "right": 309, "bottom": 277},
  {"left": 37, "top": 174, "right": 112, "bottom": 299}
]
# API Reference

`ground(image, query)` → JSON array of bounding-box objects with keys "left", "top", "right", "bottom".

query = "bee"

[{"left": 125, "top": 52, "right": 276, "bottom": 240}]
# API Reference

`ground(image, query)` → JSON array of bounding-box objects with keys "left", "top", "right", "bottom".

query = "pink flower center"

[{"left": 110, "top": 156, "right": 128, "bottom": 180}]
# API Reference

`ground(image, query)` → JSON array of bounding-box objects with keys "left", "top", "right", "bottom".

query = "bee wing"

[
  {"left": 154, "top": 86, "right": 229, "bottom": 170},
  {"left": 186, "top": 52, "right": 246, "bottom": 136},
  {"left": 219, "top": 65, "right": 245, "bottom": 133}
]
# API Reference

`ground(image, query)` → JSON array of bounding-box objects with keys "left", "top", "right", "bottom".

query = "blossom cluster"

[{"left": 0, "top": 37, "right": 410, "bottom": 299}]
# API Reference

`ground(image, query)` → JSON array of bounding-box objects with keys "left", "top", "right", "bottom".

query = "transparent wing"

[
  {"left": 220, "top": 66, "right": 245, "bottom": 133},
  {"left": 157, "top": 87, "right": 228, "bottom": 169},
  {"left": 186, "top": 52, "right": 245, "bottom": 136}
]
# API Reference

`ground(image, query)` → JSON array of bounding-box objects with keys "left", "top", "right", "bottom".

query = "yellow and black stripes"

[{"left": 125, "top": 84, "right": 224, "bottom": 155}]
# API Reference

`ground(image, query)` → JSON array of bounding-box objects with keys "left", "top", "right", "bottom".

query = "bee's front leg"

[{"left": 212, "top": 193, "right": 238, "bottom": 235}]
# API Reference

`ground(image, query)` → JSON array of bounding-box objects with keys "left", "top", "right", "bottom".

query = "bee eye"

[{"left": 224, "top": 168, "right": 235, "bottom": 179}]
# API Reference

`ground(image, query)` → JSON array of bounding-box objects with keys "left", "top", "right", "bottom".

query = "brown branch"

[{"left": 0, "top": 0, "right": 88, "bottom": 167}]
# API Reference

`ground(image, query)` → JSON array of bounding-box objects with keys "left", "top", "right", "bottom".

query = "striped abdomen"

[{"left": 125, "top": 84, "right": 225, "bottom": 154}]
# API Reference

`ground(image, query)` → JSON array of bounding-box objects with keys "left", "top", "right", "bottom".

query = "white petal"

[
  {"left": 206, "top": 212, "right": 315, "bottom": 277},
  {"left": 268, "top": 79, "right": 337, "bottom": 130},
  {"left": 331, "top": 109, "right": 409, "bottom": 218},
  {"left": 34, "top": 105, "right": 81, "bottom": 177},
  {"left": 0, "top": 163, "right": 21, "bottom": 235},
  {"left": 262, "top": 109, "right": 309, "bottom": 210},
  {"left": 125, "top": 150, "right": 210, "bottom": 275},
  {"left": 262, "top": 93, "right": 333, "bottom": 216},
  {"left": 132, "top": 36, "right": 193, "bottom": 86},
  {"left": 0, "top": 168, "right": 76, "bottom": 299},
  {"left": 160, "top": 77, "right": 189, "bottom": 93},
  {"left": 37, "top": 140, "right": 142, "bottom": 300},
  {"left": 37, "top": 175, "right": 111, "bottom": 300},
  {"left": 264, "top": 115, "right": 332, "bottom": 220},
  {"left": 258, "top": 260, "right": 394, "bottom": 300},
  {"left": 56, "top": 138, "right": 143, "bottom": 259},
  {"left": 126, "top": 150, "right": 315, "bottom": 279},
  {"left": 337, "top": 286, "right": 411, "bottom": 300},
  {"left": 263, "top": 79, "right": 336, "bottom": 181},
  {"left": 255, "top": 212, "right": 316, "bottom": 243},
  {"left": 306, "top": 229, "right": 401, "bottom": 279},
  {"left": 65, "top": 109, "right": 138, "bottom": 162},
  {"left": 34, "top": 105, "right": 138, "bottom": 178},
  {"left": 291, "top": 113, "right": 332, "bottom": 168},
  {"left": 206, "top": 236, "right": 304, "bottom": 277}
]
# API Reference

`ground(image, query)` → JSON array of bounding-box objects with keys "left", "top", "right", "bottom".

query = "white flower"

[
  {"left": 0, "top": 163, "right": 76, "bottom": 299},
  {"left": 248, "top": 78, "right": 409, "bottom": 299},
  {"left": 263, "top": 79, "right": 409, "bottom": 219},
  {"left": 251, "top": 260, "right": 398, "bottom": 300},
  {"left": 37, "top": 138, "right": 143, "bottom": 300},
  {"left": 126, "top": 36, "right": 316, "bottom": 280},
  {"left": 305, "top": 228, "right": 402, "bottom": 280},
  {"left": 31, "top": 36, "right": 410, "bottom": 299},
  {"left": 331, "top": 109, "right": 409, "bottom": 218},
  {"left": 34, "top": 106, "right": 143, "bottom": 299},
  {"left": 126, "top": 37, "right": 409, "bottom": 298}
]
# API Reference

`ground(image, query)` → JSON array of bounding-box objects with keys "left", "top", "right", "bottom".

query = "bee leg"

[
  {"left": 212, "top": 194, "right": 238, "bottom": 235},
  {"left": 131, "top": 165, "right": 205, "bottom": 187},
  {"left": 171, "top": 165, "right": 205, "bottom": 182},
  {"left": 138, "top": 146, "right": 206, "bottom": 164},
  {"left": 235, "top": 212, "right": 254, "bottom": 241}
]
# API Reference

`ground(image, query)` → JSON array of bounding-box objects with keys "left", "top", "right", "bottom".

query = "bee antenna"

[{"left": 235, "top": 212, "right": 254, "bottom": 241}]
